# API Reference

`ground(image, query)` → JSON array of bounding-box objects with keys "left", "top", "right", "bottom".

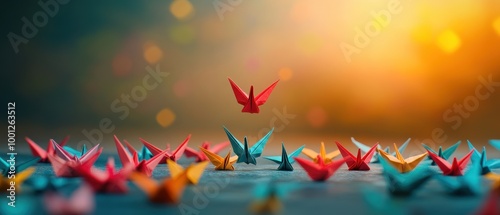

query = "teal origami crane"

[
  {"left": 351, "top": 137, "right": 410, "bottom": 163},
  {"left": 25, "top": 175, "right": 72, "bottom": 194},
  {"left": 466, "top": 140, "right": 500, "bottom": 175},
  {"left": 0, "top": 156, "right": 39, "bottom": 177},
  {"left": 250, "top": 181, "right": 300, "bottom": 214},
  {"left": 379, "top": 156, "right": 433, "bottom": 196},
  {"left": 435, "top": 160, "right": 482, "bottom": 196},
  {"left": 137, "top": 146, "right": 153, "bottom": 161},
  {"left": 490, "top": 139, "right": 500, "bottom": 151},
  {"left": 63, "top": 144, "right": 88, "bottom": 158},
  {"left": 264, "top": 143, "right": 304, "bottom": 171},
  {"left": 422, "top": 141, "right": 461, "bottom": 165},
  {"left": 224, "top": 126, "right": 273, "bottom": 165},
  {"left": 361, "top": 187, "right": 410, "bottom": 215}
]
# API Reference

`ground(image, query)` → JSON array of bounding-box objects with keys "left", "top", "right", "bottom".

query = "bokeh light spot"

[
  {"left": 493, "top": 17, "right": 500, "bottom": 36},
  {"left": 436, "top": 30, "right": 461, "bottom": 54},
  {"left": 278, "top": 67, "right": 293, "bottom": 81},
  {"left": 170, "top": 0, "right": 194, "bottom": 20},
  {"left": 156, "top": 108, "right": 176, "bottom": 128},
  {"left": 143, "top": 44, "right": 163, "bottom": 64},
  {"left": 307, "top": 106, "right": 328, "bottom": 128},
  {"left": 173, "top": 80, "right": 190, "bottom": 98},
  {"left": 169, "top": 25, "right": 195, "bottom": 45}
]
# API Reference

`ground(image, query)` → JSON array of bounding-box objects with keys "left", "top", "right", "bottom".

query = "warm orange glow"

[
  {"left": 143, "top": 44, "right": 163, "bottom": 64},
  {"left": 156, "top": 108, "right": 176, "bottom": 128},
  {"left": 436, "top": 30, "right": 461, "bottom": 54},
  {"left": 278, "top": 67, "right": 293, "bottom": 81},
  {"left": 307, "top": 106, "right": 328, "bottom": 128},
  {"left": 170, "top": 0, "right": 194, "bottom": 20},
  {"left": 494, "top": 17, "right": 500, "bottom": 36}
]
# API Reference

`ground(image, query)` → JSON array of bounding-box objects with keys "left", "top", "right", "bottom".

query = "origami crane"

[
  {"left": 25, "top": 136, "right": 69, "bottom": 163},
  {"left": 166, "top": 159, "right": 208, "bottom": 185},
  {"left": 467, "top": 140, "right": 500, "bottom": 174},
  {"left": 473, "top": 191, "right": 500, "bottom": 215},
  {"left": 199, "top": 148, "right": 238, "bottom": 171},
  {"left": 379, "top": 157, "right": 432, "bottom": 196},
  {"left": 302, "top": 142, "right": 340, "bottom": 164},
  {"left": 140, "top": 134, "right": 190, "bottom": 163},
  {"left": 184, "top": 141, "right": 230, "bottom": 162},
  {"left": 47, "top": 140, "right": 103, "bottom": 177},
  {"left": 0, "top": 167, "right": 34, "bottom": 193},
  {"left": 377, "top": 143, "right": 428, "bottom": 173},
  {"left": 264, "top": 143, "right": 305, "bottom": 171},
  {"left": 294, "top": 155, "right": 346, "bottom": 181},
  {"left": 63, "top": 144, "right": 87, "bottom": 158},
  {"left": 228, "top": 77, "right": 279, "bottom": 113},
  {"left": 351, "top": 137, "right": 410, "bottom": 163},
  {"left": 490, "top": 139, "right": 500, "bottom": 151},
  {"left": 224, "top": 126, "right": 273, "bottom": 165},
  {"left": 44, "top": 184, "right": 94, "bottom": 215},
  {"left": 1, "top": 156, "right": 39, "bottom": 177},
  {"left": 361, "top": 187, "right": 409, "bottom": 215},
  {"left": 114, "top": 135, "right": 166, "bottom": 177},
  {"left": 249, "top": 184, "right": 284, "bottom": 214},
  {"left": 435, "top": 160, "right": 482, "bottom": 196},
  {"left": 422, "top": 141, "right": 461, "bottom": 165},
  {"left": 129, "top": 168, "right": 190, "bottom": 204},
  {"left": 426, "top": 150, "right": 473, "bottom": 176},
  {"left": 485, "top": 173, "right": 500, "bottom": 193},
  {"left": 137, "top": 146, "right": 153, "bottom": 161},
  {"left": 336, "top": 141, "right": 378, "bottom": 171},
  {"left": 25, "top": 175, "right": 71, "bottom": 194},
  {"left": 78, "top": 158, "right": 134, "bottom": 193}
]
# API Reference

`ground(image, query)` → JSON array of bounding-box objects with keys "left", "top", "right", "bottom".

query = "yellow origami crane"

[
  {"left": 378, "top": 143, "right": 428, "bottom": 173},
  {"left": 0, "top": 167, "right": 34, "bottom": 193},
  {"left": 485, "top": 172, "right": 500, "bottom": 192},
  {"left": 166, "top": 159, "right": 208, "bottom": 185},
  {"left": 302, "top": 142, "right": 340, "bottom": 164},
  {"left": 199, "top": 147, "right": 238, "bottom": 171},
  {"left": 129, "top": 170, "right": 189, "bottom": 204}
]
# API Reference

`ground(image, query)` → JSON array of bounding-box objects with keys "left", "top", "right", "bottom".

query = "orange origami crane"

[
  {"left": 129, "top": 167, "right": 191, "bottom": 204},
  {"left": 294, "top": 155, "right": 346, "bottom": 181},
  {"left": 140, "top": 135, "right": 190, "bottom": 164},
  {"left": 377, "top": 143, "right": 428, "bottom": 173},
  {"left": 78, "top": 158, "right": 134, "bottom": 193},
  {"left": 427, "top": 150, "right": 474, "bottom": 176},
  {"left": 485, "top": 173, "right": 500, "bottom": 193},
  {"left": 302, "top": 142, "right": 340, "bottom": 164},
  {"left": 184, "top": 141, "right": 230, "bottom": 162},
  {"left": 114, "top": 135, "right": 166, "bottom": 177},
  {"left": 199, "top": 147, "right": 238, "bottom": 171},
  {"left": 228, "top": 77, "right": 279, "bottom": 113},
  {"left": 336, "top": 141, "right": 378, "bottom": 171},
  {"left": 0, "top": 167, "right": 34, "bottom": 193},
  {"left": 47, "top": 140, "right": 103, "bottom": 177},
  {"left": 166, "top": 160, "right": 208, "bottom": 185},
  {"left": 25, "top": 136, "right": 69, "bottom": 163}
]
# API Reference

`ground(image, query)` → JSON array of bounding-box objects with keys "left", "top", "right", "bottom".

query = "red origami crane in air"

[
  {"left": 114, "top": 135, "right": 167, "bottom": 177},
  {"left": 228, "top": 78, "right": 279, "bottom": 114},
  {"left": 336, "top": 141, "right": 378, "bottom": 171},
  {"left": 427, "top": 150, "right": 473, "bottom": 176}
]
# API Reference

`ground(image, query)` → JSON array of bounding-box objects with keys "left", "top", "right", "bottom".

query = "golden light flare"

[
  {"left": 493, "top": 16, "right": 500, "bottom": 36},
  {"left": 169, "top": 25, "right": 195, "bottom": 45},
  {"left": 436, "top": 30, "right": 461, "bottom": 54},
  {"left": 170, "top": 0, "right": 194, "bottom": 20},
  {"left": 278, "top": 67, "right": 293, "bottom": 81},
  {"left": 143, "top": 43, "right": 163, "bottom": 64},
  {"left": 156, "top": 108, "right": 176, "bottom": 128}
]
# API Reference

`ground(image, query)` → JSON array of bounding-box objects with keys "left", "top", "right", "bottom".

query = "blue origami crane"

[
  {"left": 379, "top": 155, "right": 433, "bottom": 196},
  {"left": 223, "top": 126, "right": 273, "bottom": 165},
  {"left": 434, "top": 160, "right": 482, "bottom": 196},
  {"left": 421, "top": 141, "right": 461, "bottom": 165},
  {"left": 351, "top": 137, "right": 410, "bottom": 163},
  {"left": 264, "top": 143, "right": 304, "bottom": 171},
  {"left": 466, "top": 140, "right": 500, "bottom": 175},
  {"left": 0, "top": 156, "right": 39, "bottom": 177}
]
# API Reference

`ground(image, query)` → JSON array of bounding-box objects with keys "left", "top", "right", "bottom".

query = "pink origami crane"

[
  {"left": 184, "top": 141, "right": 230, "bottom": 162},
  {"left": 294, "top": 155, "right": 346, "bottom": 181},
  {"left": 25, "top": 136, "right": 69, "bottom": 163},
  {"left": 336, "top": 141, "right": 378, "bottom": 171},
  {"left": 140, "top": 135, "right": 190, "bottom": 164},
  {"left": 427, "top": 150, "right": 474, "bottom": 176},
  {"left": 44, "top": 184, "right": 94, "bottom": 215},
  {"left": 114, "top": 135, "right": 166, "bottom": 177},
  {"left": 228, "top": 78, "right": 279, "bottom": 113},
  {"left": 78, "top": 157, "right": 134, "bottom": 193},
  {"left": 47, "top": 140, "right": 102, "bottom": 177}
]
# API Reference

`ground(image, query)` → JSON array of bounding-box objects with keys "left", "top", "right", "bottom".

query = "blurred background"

[{"left": 2, "top": 0, "right": 500, "bottom": 153}]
